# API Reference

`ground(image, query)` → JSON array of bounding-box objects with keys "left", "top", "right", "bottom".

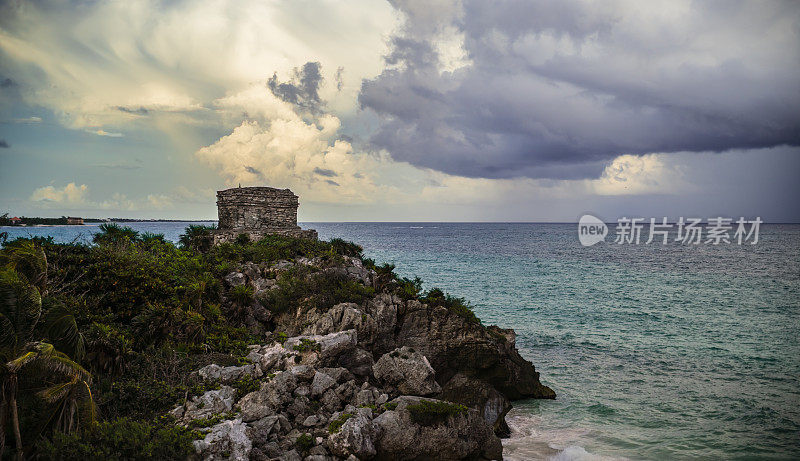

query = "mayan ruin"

[{"left": 213, "top": 186, "right": 317, "bottom": 244}]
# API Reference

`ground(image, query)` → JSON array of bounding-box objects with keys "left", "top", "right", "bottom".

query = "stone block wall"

[{"left": 213, "top": 186, "right": 317, "bottom": 243}]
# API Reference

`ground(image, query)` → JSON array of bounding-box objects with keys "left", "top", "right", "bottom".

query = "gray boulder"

[
  {"left": 364, "top": 294, "right": 399, "bottom": 353},
  {"left": 284, "top": 330, "right": 357, "bottom": 362},
  {"left": 395, "top": 302, "right": 556, "bottom": 401},
  {"left": 223, "top": 272, "right": 247, "bottom": 287},
  {"left": 237, "top": 372, "right": 296, "bottom": 422},
  {"left": 240, "top": 262, "right": 260, "bottom": 281},
  {"left": 308, "top": 303, "right": 377, "bottom": 344},
  {"left": 197, "top": 363, "right": 258, "bottom": 383},
  {"left": 257, "top": 343, "right": 290, "bottom": 372},
  {"left": 193, "top": 418, "right": 252, "bottom": 461},
  {"left": 251, "top": 277, "right": 277, "bottom": 295},
  {"left": 373, "top": 397, "right": 502, "bottom": 460},
  {"left": 440, "top": 373, "right": 512, "bottom": 436},
  {"left": 172, "top": 386, "right": 236, "bottom": 423},
  {"left": 373, "top": 347, "right": 441, "bottom": 396},
  {"left": 336, "top": 348, "right": 374, "bottom": 378},
  {"left": 327, "top": 412, "right": 377, "bottom": 459},
  {"left": 311, "top": 371, "right": 336, "bottom": 397},
  {"left": 237, "top": 387, "right": 275, "bottom": 423},
  {"left": 246, "top": 414, "right": 282, "bottom": 442}
]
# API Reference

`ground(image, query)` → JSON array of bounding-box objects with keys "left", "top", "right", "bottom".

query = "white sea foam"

[{"left": 502, "top": 410, "right": 627, "bottom": 461}]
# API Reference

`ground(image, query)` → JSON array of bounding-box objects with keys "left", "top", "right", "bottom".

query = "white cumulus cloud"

[{"left": 30, "top": 182, "right": 88, "bottom": 205}]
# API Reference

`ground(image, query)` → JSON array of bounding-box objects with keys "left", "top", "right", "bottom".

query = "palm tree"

[
  {"left": 9, "top": 342, "right": 94, "bottom": 434},
  {"left": 0, "top": 243, "right": 93, "bottom": 459},
  {"left": 178, "top": 224, "right": 216, "bottom": 252},
  {"left": 92, "top": 223, "right": 140, "bottom": 245},
  {"left": 0, "top": 240, "right": 47, "bottom": 292}
]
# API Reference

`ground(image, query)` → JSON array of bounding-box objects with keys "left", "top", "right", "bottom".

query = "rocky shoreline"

[{"left": 172, "top": 255, "right": 555, "bottom": 460}]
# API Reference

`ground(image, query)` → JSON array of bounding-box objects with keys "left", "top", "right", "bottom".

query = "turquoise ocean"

[{"left": 3, "top": 222, "right": 799, "bottom": 460}]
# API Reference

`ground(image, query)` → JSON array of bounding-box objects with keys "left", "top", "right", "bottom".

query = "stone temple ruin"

[{"left": 213, "top": 186, "right": 317, "bottom": 244}]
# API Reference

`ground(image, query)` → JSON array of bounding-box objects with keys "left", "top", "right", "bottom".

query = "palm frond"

[
  {"left": 41, "top": 302, "right": 86, "bottom": 361},
  {"left": 38, "top": 380, "right": 74, "bottom": 404},
  {"left": 7, "top": 342, "right": 91, "bottom": 383},
  {"left": 7, "top": 350, "right": 38, "bottom": 372},
  {"left": 0, "top": 241, "right": 47, "bottom": 290}
]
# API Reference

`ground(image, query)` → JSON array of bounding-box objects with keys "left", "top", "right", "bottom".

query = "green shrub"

[
  {"left": 295, "top": 433, "right": 314, "bottom": 452},
  {"left": 328, "top": 238, "right": 363, "bottom": 257},
  {"left": 292, "top": 338, "right": 320, "bottom": 353},
  {"left": 383, "top": 402, "right": 398, "bottom": 411},
  {"left": 406, "top": 400, "right": 468, "bottom": 426},
  {"left": 235, "top": 233, "right": 251, "bottom": 245},
  {"left": 397, "top": 276, "right": 423, "bottom": 300},
  {"left": 230, "top": 284, "right": 254, "bottom": 305},
  {"left": 422, "top": 288, "right": 480, "bottom": 325},
  {"left": 36, "top": 417, "right": 200, "bottom": 460},
  {"left": 231, "top": 375, "right": 261, "bottom": 395},
  {"left": 328, "top": 413, "right": 353, "bottom": 433},
  {"left": 260, "top": 267, "right": 374, "bottom": 314},
  {"left": 178, "top": 225, "right": 215, "bottom": 253},
  {"left": 92, "top": 223, "right": 140, "bottom": 246},
  {"left": 100, "top": 377, "right": 219, "bottom": 421},
  {"left": 189, "top": 411, "right": 235, "bottom": 428}
]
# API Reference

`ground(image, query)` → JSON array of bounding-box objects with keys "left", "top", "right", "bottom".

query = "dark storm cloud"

[
  {"left": 116, "top": 106, "right": 149, "bottom": 115},
  {"left": 359, "top": 0, "right": 800, "bottom": 179},
  {"left": 0, "top": 139, "right": 8, "bottom": 148},
  {"left": 334, "top": 67, "right": 344, "bottom": 91},
  {"left": 244, "top": 165, "right": 262, "bottom": 176},
  {"left": 268, "top": 61, "right": 324, "bottom": 112},
  {"left": 313, "top": 167, "right": 338, "bottom": 177}
]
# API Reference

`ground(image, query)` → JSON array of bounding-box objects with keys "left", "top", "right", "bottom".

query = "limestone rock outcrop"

[
  {"left": 175, "top": 245, "right": 555, "bottom": 459},
  {"left": 372, "top": 346, "right": 441, "bottom": 396}
]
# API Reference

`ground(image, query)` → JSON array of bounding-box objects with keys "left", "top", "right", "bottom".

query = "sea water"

[{"left": 3, "top": 222, "right": 799, "bottom": 460}]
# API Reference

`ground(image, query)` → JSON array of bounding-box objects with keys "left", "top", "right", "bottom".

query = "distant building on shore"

[
  {"left": 213, "top": 186, "right": 317, "bottom": 244},
  {"left": 66, "top": 216, "right": 84, "bottom": 225},
  {"left": 9, "top": 216, "right": 21, "bottom": 225}
]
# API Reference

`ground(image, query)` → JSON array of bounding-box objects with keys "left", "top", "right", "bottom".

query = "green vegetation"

[
  {"left": 0, "top": 227, "right": 373, "bottom": 458},
  {"left": 407, "top": 400, "right": 468, "bottom": 426},
  {"left": 0, "top": 223, "right": 493, "bottom": 458},
  {"left": 258, "top": 265, "right": 375, "bottom": 315},
  {"left": 295, "top": 432, "right": 314, "bottom": 452},
  {"left": 0, "top": 214, "right": 103, "bottom": 226},
  {"left": 328, "top": 413, "right": 353, "bottom": 433},
  {"left": 274, "top": 331, "right": 288, "bottom": 344},
  {"left": 92, "top": 223, "right": 140, "bottom": 245},
  {"left": 383, "top": 402, "right": 398, "bottom": 411},
  {"left": 230, "top": 375, "right": 261, "bottom": 395},
  {"left": 422, "top": 288, "right": 480, "bottom": 325},
  {"left": 1, "top": 241, "right": 95, "bottom": 459},
  {"left": 36, "top": 417, "right": 200, "bottom": 460},
  {"left": 178, "top": 225, "right": 215, "bottom": 253},
  {"left": 292, "top": 338, "right": 320, "bottom": 353},
  {"left": 189, "top": 411, "right": 235, "bottom": 429}
]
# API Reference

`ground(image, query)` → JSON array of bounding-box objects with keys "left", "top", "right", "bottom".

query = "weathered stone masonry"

[{"left": 213, "top": 187, "right": 317, "bottom": 244}]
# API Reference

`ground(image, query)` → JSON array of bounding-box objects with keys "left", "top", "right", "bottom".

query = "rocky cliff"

[{"left": 175, "top": 255, "right": 554, "bottom": 460}]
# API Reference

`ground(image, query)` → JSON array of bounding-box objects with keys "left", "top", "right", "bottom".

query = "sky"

[{"left": 1, "top": 0, "right": 799, "bottom": 222}]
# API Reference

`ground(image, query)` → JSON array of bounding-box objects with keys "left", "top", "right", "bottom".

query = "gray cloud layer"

[
  {"left": 359, "top": 0, "right": 800, "bottom": 179},
  {"left": 268, "top": 61, "right": 325, "bottom": 113}
]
